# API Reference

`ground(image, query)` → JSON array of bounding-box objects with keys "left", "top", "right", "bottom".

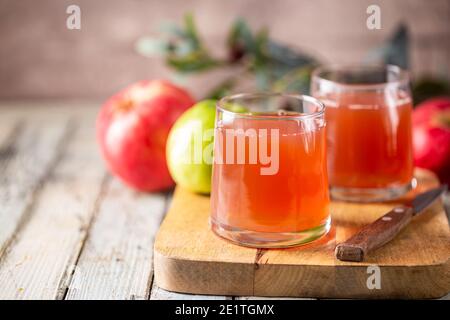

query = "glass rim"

[
  {"left": 217, "top": 92, "right": 325, "bottom": 121},
  {"left": 311, "top": 64, "right": 410, "bottom": 91}
]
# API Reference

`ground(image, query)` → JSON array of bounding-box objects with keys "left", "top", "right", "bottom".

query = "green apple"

[{"left": 166, "top": 100, "right": 217, "bottom": 194}]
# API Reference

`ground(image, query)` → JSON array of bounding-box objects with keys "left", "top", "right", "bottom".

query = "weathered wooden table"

[{"left": 0, "top": 102, "right": 448, "bottom": 300}]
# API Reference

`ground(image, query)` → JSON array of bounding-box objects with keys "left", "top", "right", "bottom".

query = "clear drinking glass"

[
  {"left": 311, "top": 65, "right": 415, "bottom": 202},
  {"left": 210, "top": 93, "right": 330, "bottom": 248}
]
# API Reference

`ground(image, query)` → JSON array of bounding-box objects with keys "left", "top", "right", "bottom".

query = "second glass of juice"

[
  {"left": 311, "top": 65, "right": 414, "bottom": 202},
  {"left": 210, "top": 93, "right": 330, "bottom": 248}
]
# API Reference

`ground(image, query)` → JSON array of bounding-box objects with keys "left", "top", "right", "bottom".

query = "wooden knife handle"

[{"left": 335, "top": 206, "right": 414, "bottom": 262}]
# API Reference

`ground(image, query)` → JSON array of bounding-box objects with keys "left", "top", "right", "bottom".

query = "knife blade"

[
  {"left": 411, "top": 186, "right": 447, "bottom": 214},
  {"left": 335, "top": 185, "right": 447, "bottom": 262}
]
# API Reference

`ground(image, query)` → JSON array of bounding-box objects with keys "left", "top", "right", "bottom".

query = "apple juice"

[{"left": 324, "top": 92, "right": 414, "bottom": 189}]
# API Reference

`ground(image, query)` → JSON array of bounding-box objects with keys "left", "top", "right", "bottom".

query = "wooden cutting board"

[{"left": 154, "top": 169, "right": 450, "bottom": 299}]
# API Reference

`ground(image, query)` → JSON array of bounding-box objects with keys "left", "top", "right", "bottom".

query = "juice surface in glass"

[
  {"left": 210, "top": 93, "right": 330, "bottom": 248},
  {"left": 325, "top": 91, "right": 414, "bottom": 189}
]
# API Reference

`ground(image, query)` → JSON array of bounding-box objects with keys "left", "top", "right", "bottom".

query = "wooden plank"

[
  {"left": 154, "top": 169, "right": 450, "bottom": 299},
  {"left": 0, "top": 114, "right": 21, "bottom": 148},
  {"left": 150, "top": 282, "right": 230, "bottom": 300},
  {"left": 0, "top": 117, "right": 22, "bottom": 175},
  {"left": 439, "top": 292, "right": 450, "bottom": 300},
  {"left": 0, "top": 112, "right": 72, "bottom": 257},
  {"left": 0, "top": 115, "right": 107, "bottom": 299},
  {"left": 65, "top": 180, "right": 168, "bottom": 300}
]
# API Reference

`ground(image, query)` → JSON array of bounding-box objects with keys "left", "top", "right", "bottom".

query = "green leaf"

[
  {"left": 227, "top": 18, "right": 270, "bottom": 65},
  {"left": 273, "top": 65, "right": 316, "bottom": 94},
  {"left": 136, "top": 15, "right": 321, "bottom": 93},
  {"left": 267, "top": 41, "right": 316, "bottom": 69},
  {"left": 135, "top": 37, "right": 170, "bottom": 57},
  {"left": 205, "top": 79, "right": 237, "bottom": 100},
  {"left": 166, "top": 57, "right": 217, "bottom": 73},
  {"left": 151, "top": 13, "right": 222, "bottom": 73},
  {"left": 183, "top": 13, "right": 201, "bottom": 48},
  {"left": 159, "top": 21, "right": 187, "bottom": 38},
  {"left": 365, "top": 24, "right": 409, "bottom": 69},
  {"left": 254, "top": 66, "right": 271, "bottom": 90},
  {"left": 228, "top": 18, "right": 257, "bottom": 54}
]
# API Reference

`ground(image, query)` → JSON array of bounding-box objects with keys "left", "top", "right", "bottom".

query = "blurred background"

[{"left": 0, "top": 0, "right": 449, "bottom": 101}]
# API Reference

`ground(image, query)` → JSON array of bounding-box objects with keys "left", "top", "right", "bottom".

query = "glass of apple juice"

[
  {"left": 210, "top": 93, "right": 330, "bottom": 248},
  {"left": 311, "top": 65, "right": 415, "bottom": 202}
]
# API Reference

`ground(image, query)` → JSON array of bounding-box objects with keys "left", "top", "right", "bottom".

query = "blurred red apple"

[
  {"left": 97, "top": 80, "right": 195, "bottom": 191},
  {"left": 413, "top": 97, "right": 450, "bottom": 184}
]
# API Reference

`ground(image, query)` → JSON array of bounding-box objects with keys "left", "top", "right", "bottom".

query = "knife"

[{"left": 335, "top": 185, "right": 447, "bottom": 262}]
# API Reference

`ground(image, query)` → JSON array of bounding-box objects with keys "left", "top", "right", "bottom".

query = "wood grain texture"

[
  {"left": 1, "top": 0, "right": 449, "bottom": 99},
  {"left": 0, "top": 113, "right": 107, "bottom": 299},
  {"left": 151, "top": 282, "right": 230, "bottom": 300},
  {"left": 154, "top": 169, "right": 450, "bottom": 299},
  {"left": 0, "top": 110, "right": 72, "bottom": 257},
  {"left": 439, "top": 292, "right": 450, "bottom": 300},
  {"left": 65, "top": 179, "right": 167, "bottom": 300}
]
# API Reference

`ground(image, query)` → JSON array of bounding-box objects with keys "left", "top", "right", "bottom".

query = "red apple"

[
  {"left": 97, "top": 80, "right": 195, "bottom": 191},
  {"left": 413, "top": 97, "right": 450, "bottom": 184}
]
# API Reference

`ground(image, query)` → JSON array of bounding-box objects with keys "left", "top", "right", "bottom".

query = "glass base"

[
  {"left": 330, "top": 179, "right": 416, "bottom": 203},
  {"left": 210, "top": 217, "right": 331, "bottom": 248}
]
